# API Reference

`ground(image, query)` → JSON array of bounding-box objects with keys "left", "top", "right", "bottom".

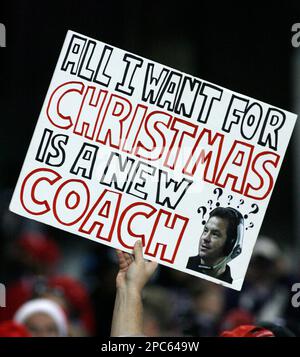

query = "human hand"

[{"left": 115, "top": 240, "right": 158, "bottom": 292}]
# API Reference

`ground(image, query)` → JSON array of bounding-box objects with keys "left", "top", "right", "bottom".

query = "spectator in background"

[
  {"left": 16, "top": 231, "right": 61, "bottom": 275},
  {"left": 220, "top": 322, "right": 295, "bottom": 337},
  {"left": 220, "top": 324, "right": 275, "bottom": 337},
  {"left": 183, "top": 282, "right": 225, "bottom": 336},
  {"left": 0, "top": 229, "right": 96, "bottom": 336},
  {"left": 142, "top": 286, "right": 180, "bottom": 336},
  {"left": 0, "top": 320, "right": 31, "bottom": 337},
  {"left": 236, "top": 236, "right": 290, "bottom": 322},
  {"left": 0, "top": 231, "right": 61, "bottom": 323},
  {"left": 37, "top": 275, "right": 96, "bottom": 336},
  {"left": 218, "top": 308, "right": 254, "bottom": 333},
  {"left": 13, "top": 298, "right": 68, "bottom": 337},
  {"left": 222, "top": 235, "right": 299, "bottom": 336}
]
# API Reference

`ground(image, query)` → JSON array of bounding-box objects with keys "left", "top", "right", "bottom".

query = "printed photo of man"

[{"left": 186, "top": 207, "right": 244, "bottom": 283}]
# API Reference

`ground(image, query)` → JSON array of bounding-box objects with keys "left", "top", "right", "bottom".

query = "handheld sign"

[{"left": 9, "top": 30, "right": 297, "bottom": 290}]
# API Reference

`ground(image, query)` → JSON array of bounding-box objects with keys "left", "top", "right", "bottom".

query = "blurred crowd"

[{"left": 0, "top": 191, "right": 299, "bottom": 337}]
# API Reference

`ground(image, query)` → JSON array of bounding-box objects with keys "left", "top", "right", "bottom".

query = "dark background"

[
  {"left": 0, "top": 0, "right": 300, "bottom": 337},
  {"left": 1, "top": 1, "right": 299, "bottom": 242}
]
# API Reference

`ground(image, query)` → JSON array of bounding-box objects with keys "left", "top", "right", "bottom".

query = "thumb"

[
  {"left": 133, "top": 239, "right": 144, "bottom": 262},
  {"left": 146, "top": 260, "right": 158, "bottom": 276}
]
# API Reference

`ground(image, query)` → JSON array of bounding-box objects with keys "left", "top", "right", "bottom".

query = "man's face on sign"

[{"left": 198, "top": 216, "right": 228, "bottom": 264}]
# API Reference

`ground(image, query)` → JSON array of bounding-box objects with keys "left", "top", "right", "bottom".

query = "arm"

[{"left": 110, "top": 240, "right": 158, "bottom": 337}]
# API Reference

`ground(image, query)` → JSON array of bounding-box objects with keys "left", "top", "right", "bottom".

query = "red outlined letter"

[
  {"left": 145, "top": 210, "right": 189, "bottom": 263},
  {"left": 79, "top": 189, "right": 121, "bottom": 241},
  {"left": 215, "top": 141, "right": 254, "bottom": 194},
  {"left": 244, "top": 151, "right": 280, "bottom": 200},
  {"left": 20, "top": 168, "right": 61, "bottom": 215},
  {"left": 117, "top": 202, "right": 157, "bottom": 249},
  {"left": 53, "top": 179, "right": 90, "bottom": 226},
  {"left": 96, "top": 94, "right": 132, "bottom": 149},
  {"left": 47, "top": 81, "right": 85, "bottom": 129},
  {"left": 134, "top": 110, "right": 172, "bottom": 161},
  {"left": 73, "top": 86, "right": 108, "bottom": 140}
]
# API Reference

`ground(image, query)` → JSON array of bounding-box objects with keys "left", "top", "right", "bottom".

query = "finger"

[
  {"left": 124, "top": 252, "right": 134, "bottom": 266},
  {"left": 116, "top": 250, "right": 128, "bottom": 270},
  {"left": 133, "top": 239, "right": 144, "bottom": 262}
]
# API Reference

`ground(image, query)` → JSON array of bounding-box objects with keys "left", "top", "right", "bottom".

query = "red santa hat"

[
  {"left": 47, "top": 276, "right": 95, "bottom": 334},
  {"left": 18, "top": 232, "right": 60, "bottom": 266},
  {"left": 0, "top": 320, "right": 31, "bottom": 337},
  {"left": 220, "top": 324, "right": 274, "bottom": 337},
  {"left": 13, "top": 298, "right": 68, "bottom": 337}
]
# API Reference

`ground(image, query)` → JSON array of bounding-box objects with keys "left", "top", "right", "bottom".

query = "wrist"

[{"left": 117, "top": 283, "right": 143, "bottom": 297}]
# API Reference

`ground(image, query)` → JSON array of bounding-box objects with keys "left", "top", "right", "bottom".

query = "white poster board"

[{"left": 9, "top": 30, "right": 298, "bottom": 290}]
